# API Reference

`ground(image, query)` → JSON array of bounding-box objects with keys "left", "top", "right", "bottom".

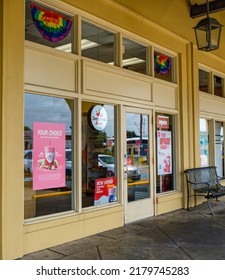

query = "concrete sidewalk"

[{"left": 19, "top": 198, "right": 225, "bottom": 260}]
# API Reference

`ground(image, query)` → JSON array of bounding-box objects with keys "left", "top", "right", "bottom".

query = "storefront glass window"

[
  {"left": 25, "top": 1, "right": 74, "bottom": 53},
  {"left": 199, "top": 69, "right": 209, "bottom": 93},
  {"left": 200, "top": 118, "right": 209, "bottom": 167},
  {"left": 82, "top": 20, "right": 116, "bottom": 65},
  {"left": 82, "top": 102, "right": 117, "bottom": 208},
  {"left": 122, "top": 37, "right": 147, "bottom": 75},
  {"left": 215, "top": 121, "right": 224, "bottom": 177},
  {"left": 24, "top": 93, "right": 74, "bottom": 219},
  {"left": 214, "top": 75, "right": 223, "bottom": 97},
  {"left": 154, "top": 51, "right": 174, "bottom": 82},
  {"left": 155, "top": 113, "right": 176, "bottom": 193}
]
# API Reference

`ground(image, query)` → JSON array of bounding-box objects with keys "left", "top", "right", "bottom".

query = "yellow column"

[
  {"left": 0, "top": 0, "right": 3, "bottom": 260},
  {"left": 0, "top": 0, "right": 24, "bottom": 259}
]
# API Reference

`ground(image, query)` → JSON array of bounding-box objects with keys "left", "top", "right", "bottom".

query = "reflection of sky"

[
  {"left": 102, "top": 107, "right": 148, "bottom": 138},
  {"left": 200, "top": 118, "right": 207, "bottom": 132},
  {"left": 102, "top": 105, "right": 114, "bottom": 138},
  {"left": 126, "top": 113, "right": 148, "bottom": 137},
  {"left": 25, "top": 95, "right": 148, "bottom": 138},
  {"left": 25, "top": 93, "right": 72, "bottom": 134}
]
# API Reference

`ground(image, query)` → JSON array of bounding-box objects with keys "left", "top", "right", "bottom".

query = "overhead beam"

[{"left": 190, "top": 0, "right": 225, "bottom": 18}]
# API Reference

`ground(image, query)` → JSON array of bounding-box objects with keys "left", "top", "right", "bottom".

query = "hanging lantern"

[{"left": 193, "top": 0, "right": 223, "bottom": 51}]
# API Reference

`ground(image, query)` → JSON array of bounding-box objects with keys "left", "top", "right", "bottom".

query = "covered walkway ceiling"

[{"left": 190, "top": 0, "right": 225, "bottom": 18}]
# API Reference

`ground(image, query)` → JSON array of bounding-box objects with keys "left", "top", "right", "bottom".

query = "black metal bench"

[{"left": 184, "top": 166, "right": 225, "bottom": 215}]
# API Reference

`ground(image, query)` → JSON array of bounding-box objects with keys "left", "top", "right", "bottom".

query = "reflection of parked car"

[
  {"left": 98, "top": 154, "right": 141, "bottom": 180},
  {"left": 98, "top": 154, "right": 115, "bottom": 177},
  {"left": 24, "top": 150, "right": 141, "bottom": 181}
]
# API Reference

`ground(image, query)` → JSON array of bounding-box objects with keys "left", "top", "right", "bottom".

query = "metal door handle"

[{"left": 124, "top": 164, "right": 128, "bottom": 173}]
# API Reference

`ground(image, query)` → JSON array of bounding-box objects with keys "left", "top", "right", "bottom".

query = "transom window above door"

[
  {"left": 122, "top": 37, "right": 148, "bottom": 75},
  {"left": 25, "top": 1, "right": 74, "bottom": 52},
  {"left": 81, "top": 20, "right": 116, "bottom": 64}
]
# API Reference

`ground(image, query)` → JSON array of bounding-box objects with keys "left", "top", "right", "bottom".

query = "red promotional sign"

[
  {"left": 157, "top": 116, "right": 169, "bottom": 129},
  {"left": 33, "top": 122, "right": 66, "bottom": 190},
  {"left": 94, "top": 177, "right": 117, "bottom": 205}
]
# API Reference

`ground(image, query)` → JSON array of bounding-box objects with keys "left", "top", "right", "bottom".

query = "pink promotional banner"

[{"left": 33, "top": 122, "right": 66, "bottom": 190}]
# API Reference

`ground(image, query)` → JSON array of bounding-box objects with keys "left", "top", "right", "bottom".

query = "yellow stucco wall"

[
  {"left": 0, "top": 0, "right": 3, "bottom": 260},
  {"left": 1, "top": 0, "right": 24, "bottom": 259},
  {"left": 112, "top": 0, "right": 225, "bottom": 58}
]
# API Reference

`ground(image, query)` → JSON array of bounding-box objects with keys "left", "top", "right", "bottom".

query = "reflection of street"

[
  {"left": 24, "top": 176, "right": 72, "bottom": 218},
  {"left": 25, "top": 162, "right": 151, "bottom": 215},
  {"left": 139, "top": 165, "right": 149, "bottom": 181},
  {"left": 127, "top": 164, "right": 150, "bottom": 202},
  {"left": 35, "top": 189, "right": 71, "bottom": 217}
]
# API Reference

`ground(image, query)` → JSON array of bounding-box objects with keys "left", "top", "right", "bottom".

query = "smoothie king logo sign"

[
  {"left": 33, "top": 122, "right": 66, "bottom": 190},
  {"left": 89, "top": 105, "right": 107, "bottom": 131}
]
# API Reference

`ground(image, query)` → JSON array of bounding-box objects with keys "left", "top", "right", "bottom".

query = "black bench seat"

[{"left": 184, "top": 166, "right": 225, "bottom": 215}]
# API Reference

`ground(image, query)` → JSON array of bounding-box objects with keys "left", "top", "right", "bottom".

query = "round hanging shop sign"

[{"left": 88, "top": 105, "right": 108, "bottom": 131}]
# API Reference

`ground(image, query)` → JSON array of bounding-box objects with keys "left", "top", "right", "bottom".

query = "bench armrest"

[{"left": 218, "top": 175, "right": 225, "bottom": 181}]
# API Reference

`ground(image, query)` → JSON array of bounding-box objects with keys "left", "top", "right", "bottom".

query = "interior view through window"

[
  {"left": 200, "top": 118, "right": 209, "bottom": 167},
  {"left": 24, "top": 93, "right": 74, "bottom": 219},
  {"left": 155, "top": 113, "right": 176, "bottom": 193},
  {"left": 82, "top": 102, "right": 117, "bottom": 208}
]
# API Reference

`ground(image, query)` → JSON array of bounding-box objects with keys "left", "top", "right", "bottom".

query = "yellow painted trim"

[
  {"left": 32, "top": 191, "right": 72, "bottom": 199},
  {"left": 0, "top": 0, "right": 3, "bottom": 261},
  {"left": 128, "top": 181, "right": 149, "bottom": 186}
]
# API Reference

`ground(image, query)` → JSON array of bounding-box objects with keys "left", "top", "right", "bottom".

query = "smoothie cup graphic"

[
  {"left": 108, "top": 186, "right": 116, "bottom": 202},
  {"left": 45, "top": 146, "right": 55, "bottom": 164}
]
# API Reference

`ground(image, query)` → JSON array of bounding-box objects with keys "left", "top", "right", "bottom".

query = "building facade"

[{"left": 1, "top": 0, "right": 225, "bottom": 259}]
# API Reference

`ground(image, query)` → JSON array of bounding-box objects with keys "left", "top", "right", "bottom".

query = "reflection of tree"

[
  {"left": 127, "top": 130, "right": 138, "bottom": 138},
  {"left": 24, "top": 126, "right": 32, "bottom": 131},
  {"left": 24, "top": 126, "right": 33, "bottom": 150},
  {"left": 98, "top": 131, "right": 107, "bottom": 142}
]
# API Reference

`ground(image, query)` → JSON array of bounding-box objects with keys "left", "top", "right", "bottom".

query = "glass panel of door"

[
  {"left": 126, "top": 113, "right": 150, "bottom": 202},
  {"left": 200, "top": 118, "right": 210, "bottom": 167}
]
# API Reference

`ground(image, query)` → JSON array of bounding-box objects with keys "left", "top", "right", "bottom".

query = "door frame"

[{"left": 123, "top": 106, "right": 155, "bottom": 223}]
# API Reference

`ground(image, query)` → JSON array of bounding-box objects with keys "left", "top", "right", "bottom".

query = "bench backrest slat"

[{"left": 184, "top": 166, "right": 220, "bottom": 192}]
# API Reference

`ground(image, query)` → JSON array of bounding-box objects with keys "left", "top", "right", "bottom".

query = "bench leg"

[
  {"left": 207, "top": 199, "right": 214, "bottom": 215},
  {"left": 187, "top": 195, "right": 190, "bottom": 211}
]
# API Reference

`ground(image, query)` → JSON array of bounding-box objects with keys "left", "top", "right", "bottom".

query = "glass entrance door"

[{"left": 124, "top": 107, "right": 154, "bottom": 223}]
